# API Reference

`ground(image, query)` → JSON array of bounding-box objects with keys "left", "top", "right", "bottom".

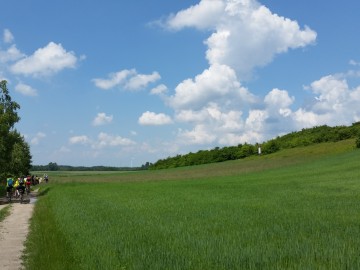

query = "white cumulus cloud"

[
  {"left": 150, "top": 84, "right": 168, "bottom": 95},
  {"left": 95, "top": 132, "right": 136, "bottom": 148},
  {"left": 69, "top": 135, "right": 90, "bottom": 145},
  {"left": 10, "top": 42, "right": 78, "bottom": 77},
  {"left": 0, "top": 44, "right": 25, "bottom": 63},
  {"left": 164, "top": 0, "right": 316, "bottom": 80},
  {"left": 125, "top": 72, "right": 161, "bottom": 90},
  {"left": 165, "top": 0, "right": 224, "bottom": 30},
  {"left": 291, "top": 74, "right": 360, "bottom": 128},
  {"left": 93, "top": 69, "right": 160, "bottom": 91},
  {"left": 169, "top": 64, "right": 255, "bottom": 110},
  {"left": 92, "top": 112, "right": 113, "bottom": 126},
  {"left": 154, "top": 0, "right": 318, "bottom": 150},
  {"left": 177, "top": 124, "right": 217, "bottom": 145},
  {"left": 138, "top": 111, "right": 173, "bottom": 126},
  {"left": 264, "top": 88, "right": 294, "bottom": 109},
  {"left": 92, "top": 69, "right": 136, "bottom": 90}
]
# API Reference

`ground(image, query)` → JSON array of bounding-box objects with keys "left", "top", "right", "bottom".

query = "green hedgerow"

[{"left": 356, "top": 135, "right": 360, "bottom": 148}]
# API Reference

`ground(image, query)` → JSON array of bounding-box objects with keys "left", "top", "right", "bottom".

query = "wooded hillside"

[{"left": 149, "top": 122, "right": 360, "bottom": 170}]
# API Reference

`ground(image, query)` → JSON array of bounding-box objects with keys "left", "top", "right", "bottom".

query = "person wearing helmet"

[
  {"left": 6, "top": 176, "right": 14, "bottom": 201},
  {"left": 17, "top": 177, "right": 26, "bottom": 197},
  {"left": 25, "top": 175, "right": 31, "bottom": 194},
  {"left": 14, "top": 178, "right": 20, "bottom": 197}
]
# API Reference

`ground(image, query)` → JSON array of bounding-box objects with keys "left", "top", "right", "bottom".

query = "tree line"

[
  {"left": 31, "top": 162, "right": 145, "bottom": 172},
  {"left": 149, "top": 122, "right": 360, "bottom": 170},
  {"left": 0, "top": 80, "right": 32, "bottom": 181}
]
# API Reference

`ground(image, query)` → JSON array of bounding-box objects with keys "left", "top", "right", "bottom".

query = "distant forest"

[
  {"left": 149, "top": 122, "right": 360, "bottom": 170},
  {"left": 31, "top": 122, "right": 360, "bottom": 172},
  {"left": 31, "top": 163, "right": 147, "bottom": 172}
]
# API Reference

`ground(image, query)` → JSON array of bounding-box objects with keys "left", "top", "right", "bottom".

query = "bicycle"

[
  {"left": 19, "top": 187, "right": 25, "bottom": 204},
  {"left": 26, "top": 183, "right": 31, "bottom": 195},
  {"left": 6, "top": 186, "right": 13, "bottom": 203}
]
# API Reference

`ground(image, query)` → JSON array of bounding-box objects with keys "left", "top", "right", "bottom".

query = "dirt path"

[{"left": 0, "top": 197, "right": 36, "bottom": 270}]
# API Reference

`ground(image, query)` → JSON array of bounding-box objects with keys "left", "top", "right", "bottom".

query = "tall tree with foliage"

[{"left": 0, "top": 80, "right": 31, "bottom": 180}]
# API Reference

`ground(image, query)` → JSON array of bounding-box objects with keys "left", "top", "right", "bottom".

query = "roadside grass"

[
  {"left": 23, "top": 185, "right": 79, "bottom": 270},
  {"left": 0, "top": 204, "right": 11, "bottom": 222},
  {"left": 24, "top": 141, "right": 360, "bottom": 269}
]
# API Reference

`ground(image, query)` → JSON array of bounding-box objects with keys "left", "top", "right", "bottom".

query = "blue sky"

[{"left": 1, "top": 0, "right": 360, "bottom": 167}]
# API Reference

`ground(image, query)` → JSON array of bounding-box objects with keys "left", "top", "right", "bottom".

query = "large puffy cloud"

[
  {"left": 164, "top": 0, "right": 316, "bottom": 79},
  {"left": 173, "top": 72, "right": 360, "bottom": 149},
  {"left": 165, "top": 0, "right": 224, "bottom": 30},
  {"left": 176, "top": 103, "right": 244, "bottom": 145},
  {"left": 176, "top": 103, "right": 243, "bottom": 132},
  {"left": 138, "top": 111, "right": 173, "bottom": 125},
  {"left": 264, "top": 88, "right": 294, "bottom": 117},
  {"left": 309, "top": 75, "right": 349, "bottom": 114},
  {"left": 159, "top": 0, "right": 318, "bottom": 150},
  {"left": 10, "top": 42, "right": 78, "bottom": 77},
  {"left": 175, "top": 107, "right": 268, "bottom": 146},
  {"left": 178, "top": 124, "right": 217, "bottom": 145},
  {"left": 138, "top": 1, "right": 357, "bottom": 160},
  {"left": 169, "top": 64, "right": 256, "bottom": 110},
  {"left": 264, "top": 88, "right": 294, "bottom": 109},
  {"left": 292, "top": 75, "right": 360, "bottom": 128}
]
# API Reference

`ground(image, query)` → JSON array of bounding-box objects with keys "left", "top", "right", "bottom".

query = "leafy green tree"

[
  {"left": 0, "top": 80, "right": 31, "bottom": 180},
  {"left": 262, "top": 139, "right": 280, "bottom": 154},
  {"left": 9, "top": 131, "right": 32, "bottom": 176},
  {"left": 238, "top": 143, "right": 255, "bottom": 158},
  {"left": 48, "top": 162, "right": 59, "bottom": 171}
]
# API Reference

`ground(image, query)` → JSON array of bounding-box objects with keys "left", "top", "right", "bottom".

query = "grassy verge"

[
  {"left": 23, "top": 186, "right": 79, "bottom": 270},
  {"left": 0, "top": 204, "right": 11, "bottom": 222},
  {"left": 24, "top": 142, "right": 360, "bottom": 269}
]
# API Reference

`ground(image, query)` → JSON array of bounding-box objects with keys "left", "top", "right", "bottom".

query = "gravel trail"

[{"left": 0, "top": 198, "right": 35, "bottom": 270}]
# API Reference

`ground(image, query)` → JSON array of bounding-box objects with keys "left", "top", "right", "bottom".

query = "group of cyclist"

[{"left": 5, "top": 174, "right": 48, "bottom": 202}]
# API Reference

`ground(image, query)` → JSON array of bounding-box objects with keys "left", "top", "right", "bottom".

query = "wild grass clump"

[
  {"left": 0, "top": 204, "right": 11, "bottom": 222},
  {"left": 24, "top": 144, "right": 360, "bottom": 269}
]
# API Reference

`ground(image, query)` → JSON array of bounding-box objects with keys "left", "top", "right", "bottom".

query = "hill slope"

[
  {"left": 149, "top": 122, "right": 360, "bottom": 169},
  {"left": 48, "top": 139, "right": 358, "bottom": 183}
]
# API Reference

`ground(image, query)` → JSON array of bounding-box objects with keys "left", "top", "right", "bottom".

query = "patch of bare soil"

[{"left": 0, "top": 192, "right": 37, "bottom": 270}]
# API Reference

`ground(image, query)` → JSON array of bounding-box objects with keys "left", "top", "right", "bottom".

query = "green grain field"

[{"left": 24, "top": 140, "right": 360, "bottom": 269}]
